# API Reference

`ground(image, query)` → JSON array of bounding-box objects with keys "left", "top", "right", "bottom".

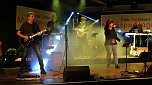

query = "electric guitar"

[
  {"left": 74, "top": 19, "right": 99, "bottom": 37},
  {"left": 19, "top": 29, "right": 47, "bottom": 47}
]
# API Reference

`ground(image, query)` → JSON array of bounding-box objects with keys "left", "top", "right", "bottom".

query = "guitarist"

[
  {"left": 74, "top": 17, "right": 91, "bottom": 57},
  {"left": 16, "top": 12, "right": 46, "bottom": 74},
  {"left": 75, "top": 17, "right": 88, "bottom": 37}
]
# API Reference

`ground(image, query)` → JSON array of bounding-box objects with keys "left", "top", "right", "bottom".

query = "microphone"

[
  {"left": 113, "top": 24, "right": 116, "bottom": 28},
  {"left": 113, "top": 24, "right": 119, "bottom": 28}
]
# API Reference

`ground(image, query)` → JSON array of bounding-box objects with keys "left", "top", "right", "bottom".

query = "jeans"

[
  {"left": 105, "top": 44, "right": 118, "bottom": 65},
  {"left": 21, "top": 44, "right": 44, "bottom": 70}
]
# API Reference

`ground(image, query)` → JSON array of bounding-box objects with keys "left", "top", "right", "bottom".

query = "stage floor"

[{"left": 0, "top": 62, "right": 152, "bottom": 84}]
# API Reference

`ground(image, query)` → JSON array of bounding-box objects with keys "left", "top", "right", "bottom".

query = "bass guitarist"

[{"left": 16, "top": 12, "right": 46, "bottom": 74}]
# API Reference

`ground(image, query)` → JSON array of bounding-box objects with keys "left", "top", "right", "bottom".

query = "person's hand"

[{"left": 24, "top": 36, "right": 29, "bottom": 40}]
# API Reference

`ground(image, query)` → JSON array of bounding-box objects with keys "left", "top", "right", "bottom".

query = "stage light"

[
  {"left": 117, "top": 29, "right": 122, "bottom": 33},
  {"left": 116, "top": 29, "right": 131, "bottom": 42},
  {"left": 51, "top": 0, "right": 61, "bottom": 11},
  {"left": 78, "top": 0, "right": 86, "bottom": 12},
  {"left": 76, "top": 13, "right": 98, "bottom": 22}
]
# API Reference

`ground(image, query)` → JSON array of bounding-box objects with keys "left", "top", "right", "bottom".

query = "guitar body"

[
  {"left": 19, "top": 29, "right": 47, "bottom": 47},
  {"left": 19, "top": 37, "right": 33, "bottom": 47},
  {"left": 75, "top": 20, "right": 99, "bottom": 37},
  {"left": 75, "top": 29, "right": 85, "bottom": 37}
]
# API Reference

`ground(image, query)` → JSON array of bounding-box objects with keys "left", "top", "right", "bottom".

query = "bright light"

[
  {"left": 46, "top": 44, "right": 58, "bottom": 55},
  {"left": 117, "top": 29, "right": 122, "bottom": 33},
  {"left": 95, "top": 19, "right": 99, "bottom": 22},
  {"left": 65, "top": 12, "right": 74, "bottom": 25},
  {"left": 46, "top": 49, "right": 54, "bottom": 55},
  {"left": 31, "top": 58, "right": 49, "bottom": 72},
  {"left": 55, "top": 35, "right": 61, "bottom": 41}
]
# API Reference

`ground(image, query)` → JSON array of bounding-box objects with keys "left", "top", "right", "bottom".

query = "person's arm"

[
  {"left": 116, "top": 36, "right": 121, "bottom": 42},
  {"left": 129, "top": 25, "right": 135, "bottom": 33},
  {"left": 114, "top": 29, "right": 121, "bottom": 42},
  {"left": 17, "top": 31, "right": 28, "bottom": 40}
]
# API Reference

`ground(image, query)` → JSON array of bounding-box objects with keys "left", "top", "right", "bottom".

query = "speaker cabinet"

[
  {"left": 147, "top": 65, "right": 152, "bottom": 77},
  {"left": 139, "top": 52, "right": 152, "bottom": 62},
  {"left": 63, "top": 66, "right": 90, "bottom": 82}
]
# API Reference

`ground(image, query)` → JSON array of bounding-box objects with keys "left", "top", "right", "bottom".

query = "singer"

[{"left": 104, "top": 19, "right": 121, "bottom": 68}]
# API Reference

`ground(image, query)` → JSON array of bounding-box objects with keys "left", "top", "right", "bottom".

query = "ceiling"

[
  {"left": 16, "top": 0, "right": 152, "bottom": 8},
  {"left": 16, "top": 0, "right": 152, "bottom": 13}
]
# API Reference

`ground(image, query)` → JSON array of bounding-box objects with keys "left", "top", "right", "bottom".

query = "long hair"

[{"left": 104, "top": 19, "right": 113, "bottom": 30}]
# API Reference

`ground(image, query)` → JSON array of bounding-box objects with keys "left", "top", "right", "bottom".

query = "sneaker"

[
  {"left": 115, "top": 65, "right": 120, "bottom": 68},
  {"left": 41, "top": 69, "right": 46, "bottom": 74}
]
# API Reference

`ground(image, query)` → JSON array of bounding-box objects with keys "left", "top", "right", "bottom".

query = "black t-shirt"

[
  {"left": 19, "top": 21, "right": 40, "bottom": 35},
  {"left": 19, "top": 21, "right": 41, "bottom": 44},
  {"left": 104, "top": 28, "right": 120, "bottom": 45}
]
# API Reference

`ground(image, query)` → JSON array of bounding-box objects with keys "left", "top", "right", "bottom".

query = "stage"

[{"left": 0, "top": 60, "right": 152, "bottom": 85}]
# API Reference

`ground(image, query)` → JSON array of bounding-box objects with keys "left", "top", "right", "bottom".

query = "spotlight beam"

[{"left": 77, "top": 12, "right": 98, "bottom": 22}]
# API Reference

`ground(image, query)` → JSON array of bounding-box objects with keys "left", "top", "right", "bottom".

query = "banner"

[
  {"left": 101, "top": 13, "right": 152, "bottom": 32},
  {"left": 16, "top": 5, "right": 57, "bottom": 30}
]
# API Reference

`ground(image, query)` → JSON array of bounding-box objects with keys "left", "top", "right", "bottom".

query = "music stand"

[{"left": 121, "top": 42, "right": 133, "bottom": 75}]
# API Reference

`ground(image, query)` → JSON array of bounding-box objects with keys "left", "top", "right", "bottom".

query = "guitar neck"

[
  {"left": 84, "top": 21, "right": 97, "bottom": 30},
  {"left": 29, "top": 30, "right": 45, "bottom": 39},
  {"left": 29, "top": 32, "right": 40, "bottom": 39}
]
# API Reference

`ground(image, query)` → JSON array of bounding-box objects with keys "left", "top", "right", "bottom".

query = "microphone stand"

[
  {"left": 65, "top": 25, "right": 68, "bottom": 68},
  {"left": 121, "top": 42, "right": 133, "bottom": 75}
]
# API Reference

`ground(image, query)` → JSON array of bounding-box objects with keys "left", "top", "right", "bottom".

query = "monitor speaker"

[
  {"left": 63, "top": 66, "right": 90, "bottom": 82},
  {"left": 147, "top": 65, "right": 152, "bottom": 77},
  {"left": 139, "top": 52, "right": 152, "bottom": 62}
]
